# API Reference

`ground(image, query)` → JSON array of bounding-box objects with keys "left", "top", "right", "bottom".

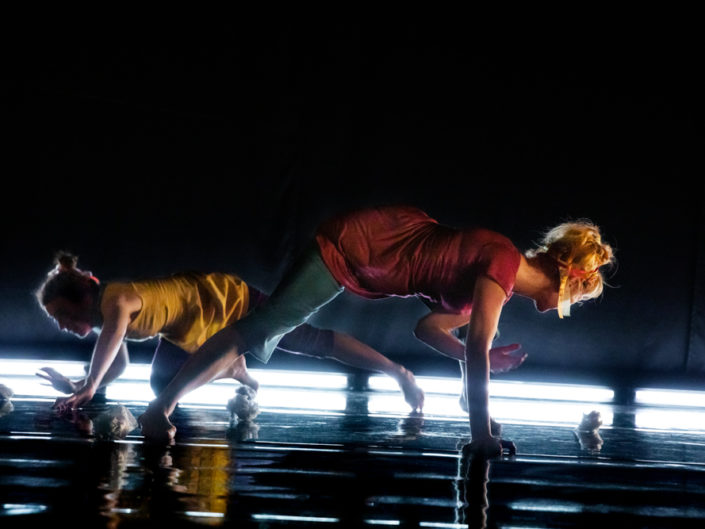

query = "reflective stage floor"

[{"left": 1, "top": 360, "right": 705, "bottom": 528}]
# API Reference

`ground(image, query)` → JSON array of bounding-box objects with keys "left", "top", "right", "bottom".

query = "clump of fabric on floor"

[
  {"left": 574, "top": 410, "right": 603, "bottom": 452},
  {"left": 0, "top": 384, "right": 13, "bottom": 418},
  {"left": 93, "top": 405, "right": 139, "bottom": 440},
  {"left": 0, "top": 384, "right": 13, "bottom": 401},
  {"left": 227, "top": 385, "right": 260, "bottom": 421}
]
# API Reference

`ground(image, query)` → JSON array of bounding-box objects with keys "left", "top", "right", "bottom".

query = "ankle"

[{"left": 148, "top": 398, "right": 173, "bottom": 417}]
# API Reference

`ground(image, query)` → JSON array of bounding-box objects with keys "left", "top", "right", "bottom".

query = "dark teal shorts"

[{"left": 234, "top": 246, "right": 343, "bottom": 363}]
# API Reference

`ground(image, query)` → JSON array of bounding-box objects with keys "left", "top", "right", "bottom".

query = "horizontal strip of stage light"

[
  {"left": 370, "top": 375, "right": 615, "bottom": 403},
  {"left": 634, "top": 407, "right": 705, "bottom": 432},
  {"left": 0, "top": 358, "right": 350, "bottom": 391},
  {"left": 252, "top": 514, "right": 340, "bottom": 523},
  {"left": 3, "top": 359, "right": 704, "bottom": 414},
  {"left": 1, "top": 503, "right": 49, "bottom": 516},
  {"left": 635, "top": 388, "right": 705, "bottom": 408}
]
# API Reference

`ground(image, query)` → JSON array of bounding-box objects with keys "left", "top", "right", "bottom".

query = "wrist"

[{"left": 83, "top": 376, "right": 100, "bottom": 392}]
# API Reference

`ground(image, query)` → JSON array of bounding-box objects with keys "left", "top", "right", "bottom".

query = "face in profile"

[
  {"left": 534, "top": 277, "right": 584, "bottom": 314},
  {"left": 44, "top": 297, "right": 94, "bottom": 338}
]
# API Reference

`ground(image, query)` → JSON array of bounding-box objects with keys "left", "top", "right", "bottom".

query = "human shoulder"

[
  {"left": 472, "top": 231, "right": 522, "bottom": 298},
  {"left": 100, "top": 282, "right": 142, "bottom": 314}
]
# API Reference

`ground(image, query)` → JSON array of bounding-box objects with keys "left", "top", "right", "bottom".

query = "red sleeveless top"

[{"left": 315, "top": 205, "right": 521, "bottom": 315}]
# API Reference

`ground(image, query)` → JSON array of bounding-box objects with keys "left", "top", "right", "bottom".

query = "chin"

[{"left": 535, "top": 301, "right": 554, "bottom": 313}]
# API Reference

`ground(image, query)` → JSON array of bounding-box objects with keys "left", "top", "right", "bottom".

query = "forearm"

[
  {"left": 414, "top": 326, "right": 466, "bottom": 361},
  {"left": 97, "top": 343, "right": 128, "bottom": 387},
  {"left": 465, "top": 341, "right": 491, "bottom": 440},
  {"left": 85, "top": 325, "right": 128, "bottom": 391}
]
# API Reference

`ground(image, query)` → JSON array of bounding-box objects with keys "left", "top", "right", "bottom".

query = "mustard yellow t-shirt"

[{"left": 102, "top": 272, "right": 250, "bottom": 353}]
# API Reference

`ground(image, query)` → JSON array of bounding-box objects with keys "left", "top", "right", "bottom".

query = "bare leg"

[
  {"left": 150, "top": 338, "right": 259, "bottom": 397},
  {"left": 277, "top": 324, "right": 425, "bottom": 411},
  {"left": 327, "top": 333, "right": 425, "bottom": 412},
  {"left": 138, "top": 326, "right": 247, "bottom": 443},
  {"left": 217, "top": 354, "right": 259, "bottom": 392}
]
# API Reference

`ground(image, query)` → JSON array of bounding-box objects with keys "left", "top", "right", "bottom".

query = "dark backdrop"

[{"left": 4, "top": 23, "right": 704, "bottom": 388}]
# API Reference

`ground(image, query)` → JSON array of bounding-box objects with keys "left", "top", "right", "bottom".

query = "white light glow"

[
  {"left": 2, "top": 503, "right": 48, "bottom": 515},
  {"left": 256, "top": 388, "right": 347, "bottom": 412},
  {"left": 508, "top": 500, "right": 583, "bottom": 513},
  {"left": 371, "top": 375, "right": 615, "bottom": 403},
  {"left": 105, "top": 382, "right": 156, "bottom": 403},
  {"left": 183, "top": 511, "right": 225, "bottom": 518},
  {"left": 0, "top": 359, "right": 88, "bottom": 377},
  {"left": 369, "top": 375, "right": 462, "bottom": 394},
  {"left": 107, "top": 382, "right": 348, "bottom": 412},
  {"left": 490, "top": 400, "right": 613, "bottom": 427},
  {"left": 367, "top": 392, "right": 613, "bottom": 426},
  {"left": 365, "top": 520, "right": 401, "bottom": 526},
  {"left": 5, "top": 359, "right": 705, "bottom": 421},
  {"left": 490, "top": 381, "right": 614, "bottom": 403},
  {"left": 635, "top": 408, "right": 705, "bottom": 431},
  {"left": 371, "top": 375, "right": 613, "bottom": 403},
  {"left": 249, "top": 369, "right": 348, "bottom": 390},
  {"left": 120, "top": 363, "right": 152, "bottom": 380},
  {"left": 419, "top": 522, "right": 469, "bottom": 529},
  {"left": 501, "top": 527, "right": 548, "bottom": 529},
  {"left": 2, "top": 377, "right": 69, "bottom": 399},
  {"left": 252, "top": 514, "right": 339, "bottom": 523},
  {"left": 635, "top": 388, "right": 705, "bottom": 408}
]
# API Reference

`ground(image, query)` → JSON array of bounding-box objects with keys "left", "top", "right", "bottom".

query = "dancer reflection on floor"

[
  {"left": 34, "top": 252, "right": 424, "bottom": 413},
  {"left": 139, "top": 205, "right": 614, "bottom": 456}
]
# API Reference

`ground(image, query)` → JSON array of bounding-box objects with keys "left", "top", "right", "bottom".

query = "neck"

[
  {"left": 514, "top": 254, "right": 556, "bottom": 301},
  {"left": 91, "top": 285, "right": 105, "bottom": 327}
]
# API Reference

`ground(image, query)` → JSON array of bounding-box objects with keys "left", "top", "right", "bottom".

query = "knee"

[{"left": 277, "top": 326, "right": 335, "bottom": 358}]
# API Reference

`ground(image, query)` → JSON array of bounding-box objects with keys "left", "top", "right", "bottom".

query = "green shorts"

[{"left": 235, "top": 246, "right": 344, "bottom": 363}]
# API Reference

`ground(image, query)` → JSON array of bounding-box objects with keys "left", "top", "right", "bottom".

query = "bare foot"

[
  {"left": 138, "top": 401, "right": 177, "bottom": 444},
  {"left": 397, "top": 367, "right": 425, "bottom": 412},
  {"left": 224, "top": 355, "right": 259, "bottom": 393}
]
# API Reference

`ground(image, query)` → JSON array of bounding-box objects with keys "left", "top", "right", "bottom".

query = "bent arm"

[
  {"left": 414, "top": 310, "right": 470, "bottom": 361},
  {"left": 54, "top": 291, "right": 139, "bottom": 410}
]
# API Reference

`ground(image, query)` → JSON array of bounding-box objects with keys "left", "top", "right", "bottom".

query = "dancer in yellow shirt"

[{"left": 35, "top": 252, "right": 425, "bottom": 412}]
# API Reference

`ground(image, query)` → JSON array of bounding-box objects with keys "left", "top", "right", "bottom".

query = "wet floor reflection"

[
  {"left": 457, "top": 451, "right": 491, "bottom": 529},
  {"left": 1, "top": 371, "right": 705, "bottom": 527}
]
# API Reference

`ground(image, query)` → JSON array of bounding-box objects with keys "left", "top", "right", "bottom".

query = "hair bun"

[{"left": 53, "top": 251, "right": 79, "bottom": 272}]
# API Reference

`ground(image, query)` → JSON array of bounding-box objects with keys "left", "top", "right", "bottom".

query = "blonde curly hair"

[{"left": 527, "top": 220, "right": 615, "bottom": 302}]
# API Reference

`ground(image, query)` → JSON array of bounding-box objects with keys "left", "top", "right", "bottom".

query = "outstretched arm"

[
  {"left": 465, "top": 276, "right": 506, "bottom": 458},
  {"left": 53, "top": 292, "right": 138, "bottom": 411}
]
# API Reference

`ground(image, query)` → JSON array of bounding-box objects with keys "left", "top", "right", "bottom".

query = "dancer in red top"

[
  {"left": 138, "top": 204, "right": 615, "bottom": 456},
  {"left": 316, "top": 205, "right": 521, "bottom": 310}
]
